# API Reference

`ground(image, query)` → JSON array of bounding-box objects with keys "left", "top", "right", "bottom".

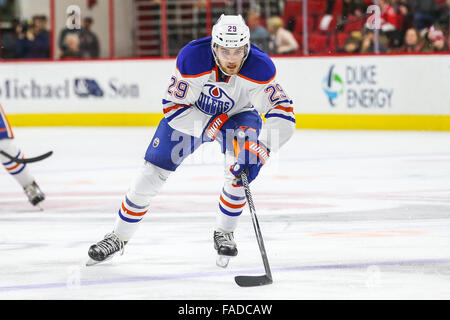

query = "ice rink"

[{"left": 1, "top": 127, "right": 450, "bottom": 300}]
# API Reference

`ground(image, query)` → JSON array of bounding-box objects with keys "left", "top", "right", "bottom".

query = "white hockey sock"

[
  {"left": 215, "top": 152, "right": 246, "bottom": 232},
  {"left": 0, "top": 139, "right": 35, "bottom": 187},
  {"left": 216, "top": 182, "right": 246, "bottom": 233},
  {"left": 113, "top": 161, "right": 171, "bottom": 241}
]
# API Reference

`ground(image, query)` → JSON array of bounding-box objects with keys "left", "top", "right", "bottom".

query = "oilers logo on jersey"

[{"left": 195, "top": 84, "right": 235, "bottom": 115}]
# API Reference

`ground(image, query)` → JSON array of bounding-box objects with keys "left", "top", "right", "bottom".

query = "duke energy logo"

[
  {"left": 322, "top": 65, "right": 344, "bottom": 107},
  {"left": 195, "top": 84, "right": 235, "bottom": 115}
]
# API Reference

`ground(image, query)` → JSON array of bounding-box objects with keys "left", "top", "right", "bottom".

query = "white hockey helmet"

[
  {"left": 211, "top": 14, "right": 250, "bottom": 74},
  {"left": 211, "top": 14, "right": 250, "bottom": 49}
]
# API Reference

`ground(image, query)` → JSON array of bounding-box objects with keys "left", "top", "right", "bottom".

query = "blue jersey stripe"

[
  {"left": 10, "top": 163, "right": 26, "bottom": 175},
  {"left": 162, "top": 99, "right": 173, "bottom": 105},
  {"left": 219, "top": 204, "right": 242, "bottom": 217},
  {"left": 125, "top": 196, "right": 148, "bottom": 210},
  {"left": 273, "top": 99, "right": 293, "bottom": 106},
  {"left": 166, "top": 106, "right": 190, "bottom": 122},
  {"left": 222, "top": 188, "right": 246, "bottom": 201},
  {"left": 265, "top": 113, "right": 296, "bottom": 123},
  {"left": 118, "top": 210, "right": 142, "bottom": 223},
  {"left": 2, "top": 151, "right": 21, "bottom": 166}
]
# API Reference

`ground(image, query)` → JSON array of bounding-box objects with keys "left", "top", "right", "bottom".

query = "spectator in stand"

[
  {"left": 377, "top": 0, "right": 403, "bottom": 49},
  {"left": 58, "top": 11, "right": 81, "bottom": 58},
  {"left": 246, "top": 10, "right": 270, "bottom": 52},
  {"left": 79, "top": 16, "right": 100, "bottom": 58},
  {"left": 266, "top": 16, "right": 299, "bottom": 55},
  {"left": 436, "top": 0, "right": 450, "bottom": 30},
  {"left": 397, "top": 27, "right": 423, "bottom": 52},
  {"left": 341, "top": 34, "right": 362, "bottom": 53},
  {"left": 15, "top": 20, "right": 32, "bottom": 59},
  {"left": 422, "top": 27, "right": 449, "bottom": 52},
  {"left": 25, "top": 15, "right": 50, "bottom": 59},
  {"left": 378, "top": 0, "right": 400, "bottom": 31},
  {"left": 1, "top": 18, "right": 21, "bottom": 59},
  {"left": 60, "top": 33, "right": 82, "bottom": 59},
  {"left": 410, "top": 0, "right": 437, "bottom": 31},
  {"left": 340, "top": 0, "right": 366, "bottom": 23},
  {"left": 360, "top": 28, "right": 388, "bottom": 53},
  {"left": 392, "top": 0, "right": 414, "bottom": 31}
]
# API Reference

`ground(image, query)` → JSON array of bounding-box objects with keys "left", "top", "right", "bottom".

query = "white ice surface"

[{"left": 1, "top": 127, "right": 450, "bottom": 299}]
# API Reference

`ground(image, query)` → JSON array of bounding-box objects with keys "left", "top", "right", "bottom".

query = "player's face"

[{"left": 215, "top": 45, "right": 246, "bottom": 75}]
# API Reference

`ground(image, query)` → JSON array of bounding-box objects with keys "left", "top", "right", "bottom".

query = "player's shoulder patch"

[
  {"left": 176, "top": 37, "right": 215, "bottom": 77},
  {"left": 238, "top": 45, "right": 276, "bottom": 84}
]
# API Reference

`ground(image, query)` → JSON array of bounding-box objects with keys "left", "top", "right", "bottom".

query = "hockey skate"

[
  {"left": 214, "top": 230, "right": 238, "bottom": 268},
  {"left": 23, "top": 181, "right": 45, "bottom": 206},
  {"left": 86, "top": 232, "right": 127, "bottom": 266}
]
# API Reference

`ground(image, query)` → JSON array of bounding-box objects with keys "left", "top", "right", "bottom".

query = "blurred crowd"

[
  {"left": 1, "top": 14, "right": 100, "bottom": 60},
  {"left": 246, "top": 0, "right": 450, "bottom": 54},
  {"left": 0, "top": 0, "right": 448, "bottom": 59},
  {"left": 333, "top": 0, "right": 450, "bottom": 54},
  {"left": 1, "top": 15, "right": 50, "bottom": 59}
]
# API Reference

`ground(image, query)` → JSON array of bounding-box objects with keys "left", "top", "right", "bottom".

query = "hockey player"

[
  {"left": 0, "top": 104, "right": 45, "bottom": 206},
  {"left": 87, "top": 14, "right": 295, "bottom": 267}
]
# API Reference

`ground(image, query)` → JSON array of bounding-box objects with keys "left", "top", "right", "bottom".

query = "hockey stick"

[
  {"left": 0, "top": 150, "right": 53, "bottom": 164},
  {"left": 234, "top": 170, "right": 273, "bottom": 287}
]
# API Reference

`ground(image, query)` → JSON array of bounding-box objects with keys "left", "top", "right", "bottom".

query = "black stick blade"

[
  {"left": 235, "top": 275, "right": 273, "bottom": 287},
  {"left": 0, "top": 150, "right": 53, "bottom": 164}
]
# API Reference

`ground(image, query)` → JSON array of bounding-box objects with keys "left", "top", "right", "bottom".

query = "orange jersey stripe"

[
  {"left": 163, "top": 104, "right": 189, "bottom": 114},
  {"left": 274, "top": 105, "right": 294, "bottom": 113},
  {"left": 121, "top": 203, "right": 148, "bottom": 217},
  {"left": 6, "top": 156, "right": 24, "bottom": 170},
  {"left": 237, "top": 72, "right": 276, "bottom": 84},
  {"left": 220, "top": 195, "right": 246, "bottom": 209}
]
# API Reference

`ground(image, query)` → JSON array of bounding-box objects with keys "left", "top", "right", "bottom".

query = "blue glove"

[{"left": 230, "top": 133, "right": 270, "bottom": 185}]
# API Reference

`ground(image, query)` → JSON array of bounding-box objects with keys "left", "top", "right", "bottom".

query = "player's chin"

[{"left": 225, "top": 66, "right": 239, "bottom": 75}]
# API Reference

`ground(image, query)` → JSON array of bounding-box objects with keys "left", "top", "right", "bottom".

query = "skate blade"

[
  {"left": 86, "top": 258, "right": 102, "bottom": 266},
  {"left": 86, "top": 255, "right": 114, "bottom": 267},
  {"left": 216, "top": 255, "right": 231, "bottom": 268}
]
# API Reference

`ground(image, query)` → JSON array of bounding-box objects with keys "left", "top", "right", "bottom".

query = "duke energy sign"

[
  {"left": 322, "top": 64, "right": 393, "bottom": 109},
  {"left": 273, "top": 54, "right": 450, "bottom": 116}
]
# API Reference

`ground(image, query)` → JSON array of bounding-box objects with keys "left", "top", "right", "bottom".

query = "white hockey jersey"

[{"left": 162, "top": 37, "right": 295, "bottom": 152}]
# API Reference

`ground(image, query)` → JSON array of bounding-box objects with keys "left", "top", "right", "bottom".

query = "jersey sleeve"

[
  {"left": 239, "top": 46, "right": 295, "bottom": 152},
  {"left": 161, "top": 66, "right": 212, "bottom": 137},
  {"left": 162, "top": 65, "right": 205, "bottom": 118},
  {"left": 250, "top": 80, "right": 296, "bottom": 152},
  {"left": 161, "top": 40, "right": 215, "bottom": 137}
]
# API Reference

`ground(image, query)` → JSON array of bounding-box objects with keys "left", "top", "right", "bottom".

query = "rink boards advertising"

[{"left": 1, "top": 54, "right": 449, "bottom": 130}]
